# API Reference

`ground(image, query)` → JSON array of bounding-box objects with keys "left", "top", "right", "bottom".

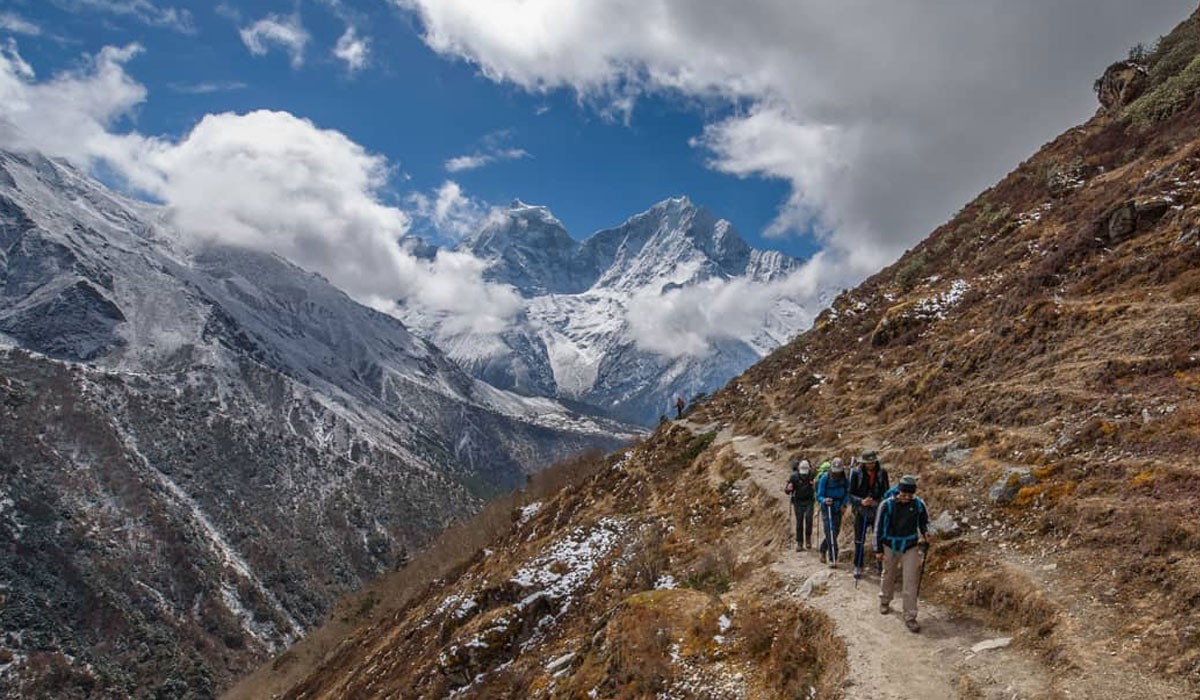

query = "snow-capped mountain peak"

[{"left": 406, "top": 196, "right": 821, "bottom": 425}]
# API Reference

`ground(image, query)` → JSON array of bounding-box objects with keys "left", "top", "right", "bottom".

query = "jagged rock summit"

[{"left": 401, "top": 195, "right": 816, "bottom": 425}]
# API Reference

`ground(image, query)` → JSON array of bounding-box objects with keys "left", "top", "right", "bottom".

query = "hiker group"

[{"left": 784, "top": 451, "right": 932, "bottom": 633}]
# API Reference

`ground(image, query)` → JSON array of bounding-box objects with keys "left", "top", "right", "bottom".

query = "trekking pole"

[
  {"left": 825, "top": 502, "right": 838, "bottom": 564},
  {"left": 788, "top": 495, "right": 794, "bottom": 546},
  {"left": 915, "top": 540, "right": 931, "bottom": 599}
]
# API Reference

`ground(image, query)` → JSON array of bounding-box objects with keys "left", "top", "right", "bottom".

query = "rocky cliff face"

[
  {"left": 250, "top": 6, "right": 1200, "bottom": 698},
  {"left": 403, "top": 197, "right": 817, "bottom": 426},
  {"left": 0, "top": 150, "right": 636, "bottom": 697}
]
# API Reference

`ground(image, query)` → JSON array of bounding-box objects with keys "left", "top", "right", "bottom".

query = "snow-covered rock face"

[
  {"left": 0, "top": 149, "right": 637, "bottom": 695},
  {"left": 404, "top": 196, "right": 817, "bottom": 425}
]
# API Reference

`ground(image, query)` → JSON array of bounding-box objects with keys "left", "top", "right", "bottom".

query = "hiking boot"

[
  {"left": 879, "top": 602, "right": 890, "bottom": 615},
  {"left": 806, "top": 543, "right": 813, "bottom": 550},
  {"left": 905, "top": 619, "right": 921, "bottom": 633},
  {"left": 820, "top": 552, "right": 827, "bottom": 564},
  {"left": 795, "top": 543, "right": 802, "bottom": 552},
  {"left": 829, "top": 561, "right": 837, "bottom": 569}
]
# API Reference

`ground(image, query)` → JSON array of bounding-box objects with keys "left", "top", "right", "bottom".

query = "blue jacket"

[{"left": 815, "top": 473, "right": 850, "bottom": 510}]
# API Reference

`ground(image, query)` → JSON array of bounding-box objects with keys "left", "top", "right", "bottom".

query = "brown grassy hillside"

[
  {"left": 704, "top": 5, "right": 1200, "bottom": 686},
  {"left": 227, "top": 6, "right": 1200, "bottom": 699}
]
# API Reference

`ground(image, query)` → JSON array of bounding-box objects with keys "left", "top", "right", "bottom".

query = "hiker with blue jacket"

[
  {"left": 785, "top": 459, "right": 816, "bottom": 551},
  {"left": 875, "top": 475, "right": 932, "bottom": 633},
  {"left": 816, "top": 461, "right": 849, "bottom": 567},
  {"left": 849, "top": 450, "right": 890, "bottom": 578}
]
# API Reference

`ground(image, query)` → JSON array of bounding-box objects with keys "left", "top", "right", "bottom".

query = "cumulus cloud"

[
  {"left": 627, "top": 255, "right": 832, "bottom": 358},
  {"left": 0, "top": 44, "right": 521, "bottom": 336},
  {"left": 334, "top": 26, "right": 370, "bottom": 73},
  {"left": 409, "top": 180, "right": 496, "bottom": 240},
  {"left": 396, "top": 0, "right": 1194, "bottom": 351},
  {"left": 239, "top": 14, "right": 309, "bottom": 68},
  {"left": 0, "top": 42, "right": 150, "bottom": 168}
]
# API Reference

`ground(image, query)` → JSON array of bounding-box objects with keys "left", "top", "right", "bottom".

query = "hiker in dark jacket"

[
  {"left": 675, "top": 396, "right": 685, "bottom": 419},
  {"left": 815, "top": 461, "right": 849, "bottom": 567},
  {"left": 785, "top": 459, "right": 816, "bottom": 551},
  {"left": 875, "top": 475, "right": 932, "bottom": 633},
  {"left": 849, "top": 450, "right": 890, "bottom": 578}
]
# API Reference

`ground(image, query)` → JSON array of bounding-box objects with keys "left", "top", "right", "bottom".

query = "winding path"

[{"left": 699, "top": 422, "right": 1051, "bottom": 700}]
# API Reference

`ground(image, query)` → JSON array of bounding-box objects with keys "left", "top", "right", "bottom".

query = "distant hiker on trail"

[
  {"left": 784, "top": 459, "right": 816, "bottom": 551},
  {"left": 875, "top": 475, "right": 932, "bottom": 633},
  {"left": 675, "top": 396, "right": 686, "bottom": 420},
  {"left": 816, "top": 460, "right": 849, "bottom": 567},
  {"left": 849, "top": 450, "right": 890, "bottom": 579}
]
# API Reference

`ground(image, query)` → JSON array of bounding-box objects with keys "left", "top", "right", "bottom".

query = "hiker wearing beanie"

[
  {"left": 816, "top": 460, "right": 850, "bottom": 567},
  {"left": 784, "top": 459, "right": 816, "bottom": 551},
  {"left": 875, "top": 475, "right": 932, "bottom": 633},
  {"left": 849, "top": 450, "right": 890, "bottom": 578}
]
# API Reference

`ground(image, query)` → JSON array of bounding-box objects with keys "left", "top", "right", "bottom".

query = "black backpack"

[{"left": 788, "top": 472, "right": 815, "bottom": 502}]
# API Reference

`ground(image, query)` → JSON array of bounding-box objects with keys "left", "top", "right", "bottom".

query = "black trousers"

[{"left": 792, "top": 499, "right": 814, "bottom": 546}]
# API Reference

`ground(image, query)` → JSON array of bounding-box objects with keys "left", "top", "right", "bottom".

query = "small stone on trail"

[
  {"left": 970, "top": 637, "right": 1013, "bottom": 653},
  {"left": 798, "top": 570, "right": 833, "bottom": 599}
]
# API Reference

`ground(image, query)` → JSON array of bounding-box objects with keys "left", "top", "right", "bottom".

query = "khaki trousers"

[{"left": 880, "top": 545, "right": 922, "bottom": 621}]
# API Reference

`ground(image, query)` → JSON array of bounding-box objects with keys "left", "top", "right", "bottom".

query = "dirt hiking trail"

[{"left": 685, "top": 420, "right": 1192, "bottom": 700}]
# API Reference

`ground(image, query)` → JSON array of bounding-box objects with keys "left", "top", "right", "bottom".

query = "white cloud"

[
  {"left": 1, "top": 40, "right": 34, "bottom": 79},
  {"left": 0, "top": 43, "right": 150, "bottom": 168},
  {"left": 627, "top": 255, "right": 833, "bottom": 358},
  {"left": 0, "top": 13, "right": 41, "bottom": 36},
  {"left": 409, "top": 180, "right": 497, "bottom": 240},
  {"left": 445, "top": 147, "right": 528, "bottom": 173},
  {"left": 0, "top": 45, "right": 522, "bottom": 336},
  {"left": 239, "top": 14, "right": 310, "bottom": 69},
  {"left": 396, "top": 0, "right": 1195, "bottom": 351},
  {"left": 166, "top": 80, "right": 248, "bottom": 94},
  {"left": 334, "top": 26, "right": 370, "bottom": 73}
]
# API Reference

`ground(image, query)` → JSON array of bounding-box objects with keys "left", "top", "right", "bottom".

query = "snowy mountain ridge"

[
  {"left": 402, "top": 196, "right": 824, "bottom": 425},
  {"left": 0, "top": 148, "right": 636, "bottom": 695}
]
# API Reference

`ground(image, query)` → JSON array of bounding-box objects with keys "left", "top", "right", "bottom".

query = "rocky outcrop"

[
  {"left": 1095, "top": 197, "right": 1174, "bottom": 243},
  {"left": 1095, "top": 60, "right": 1148, "bottom": 114}
]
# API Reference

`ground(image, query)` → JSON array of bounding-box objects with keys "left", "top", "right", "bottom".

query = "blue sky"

[
  {"left": 1, "top": 0, "right": 794, "bottom": 253},
  {"left": 0, "top": 0, "right": 1194, "bottom": 343}
]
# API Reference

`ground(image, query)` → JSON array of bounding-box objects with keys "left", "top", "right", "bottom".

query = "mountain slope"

[
  {"left": 403, "top": 197, "right": 817, "bottom": 425},
  {"left": 256, "top": 8, "right": 1200, "bottom": 698},
  {"left": 0, "top": 150, "right": 636, "bottom": 697}
]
